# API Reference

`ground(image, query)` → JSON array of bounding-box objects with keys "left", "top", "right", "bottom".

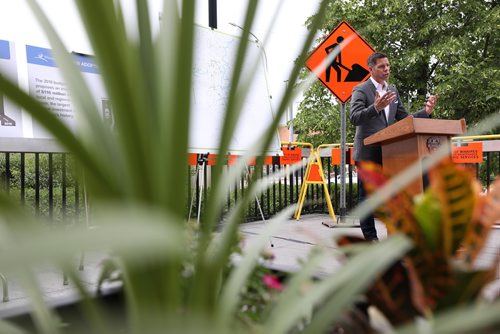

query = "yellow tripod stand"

[{"left": 293, "top": 143, "right": 336, "bottom": 222}]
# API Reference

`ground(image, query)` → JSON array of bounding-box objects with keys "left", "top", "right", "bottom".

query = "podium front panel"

[
  {"left": 382, "top": 134, "right": 454, "bottom": 196},
  {"left": 382, "top": 136, "right": 423, "bottom": 195}
]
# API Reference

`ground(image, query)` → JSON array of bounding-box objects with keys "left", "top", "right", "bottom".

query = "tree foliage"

[
  {"left": 295, "top": 0, "right": 499, "bottom": 145},
  {"left": 293, "top": 82, "right": 355, "bottom": 147}
]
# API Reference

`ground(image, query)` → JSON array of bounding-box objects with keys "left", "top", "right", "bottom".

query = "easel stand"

[
  {"left": 293, "top": 142, "right": 336, "bottom": 222},
  {"left": 188, "top": 153, "right": 208, "bottom": 222},
  {"left": 245, "top": 163, "right": 274, "bottom": 247},
  {"left": 187, "top": 154, "right": 274, "bottom": 247}
]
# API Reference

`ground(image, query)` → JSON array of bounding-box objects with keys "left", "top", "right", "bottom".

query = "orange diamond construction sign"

[{"left": 306, "top": 20, "right": 375, "bottom": 103}]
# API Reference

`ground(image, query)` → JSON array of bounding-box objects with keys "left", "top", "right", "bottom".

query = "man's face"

[{"left": 369, "top": 57, "right": 390, "bottom": 83}]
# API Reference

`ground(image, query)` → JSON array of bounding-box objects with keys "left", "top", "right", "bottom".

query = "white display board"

[
  {"left": 190, "top": 26, "right": 280, "bottom": 154},
  {"left": 0, "top": 25, "right": 280, "bottom": 154}
]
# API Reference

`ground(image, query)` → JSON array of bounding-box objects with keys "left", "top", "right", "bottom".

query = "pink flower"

[{"left": 262, "top": 274, "right": 283, "bottom": 291}]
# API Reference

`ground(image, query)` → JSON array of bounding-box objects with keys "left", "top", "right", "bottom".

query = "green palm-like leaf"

[
  {"left": 266, "top": 235, "right": 412, "bottom": 333},
  {"left": 397, "top": 300, "right": 500, "bottom": 334},
  {"left": 0, "top": 320, "right": 26, "bottom": 334}
]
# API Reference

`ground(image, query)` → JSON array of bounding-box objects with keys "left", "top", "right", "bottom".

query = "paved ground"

[
  {"left": 0, "top": 214, "right": 498, "bottom": 318},
  {"left": 240, "top": 214, "right": 500, "bottom": 302},
  {"left": 0, "top": 251, "right": 109, "bottom": 318},
  {"left": 238, "top": 214, "right": 387, "bottom": 276}
]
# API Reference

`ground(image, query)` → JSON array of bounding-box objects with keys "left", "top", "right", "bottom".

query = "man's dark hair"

[{"left": 367, "top": 52, "right": 388, "bottom": 67}]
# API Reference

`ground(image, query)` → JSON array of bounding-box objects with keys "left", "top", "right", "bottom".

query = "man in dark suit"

[{"left": 350, "top": 52, "right": 437, "bottom": 241}]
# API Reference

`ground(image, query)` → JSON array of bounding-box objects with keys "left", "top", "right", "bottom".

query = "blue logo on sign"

[
  {"left": 26, "top": 45, "right": 57, "bottom": 67},
  {"left": 0, "top": 40, "right": 11, "bottom": 60}
]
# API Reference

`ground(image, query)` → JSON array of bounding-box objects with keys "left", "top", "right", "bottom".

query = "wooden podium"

[{"left": 364, "top": 117, "right": 466, "bottom": 195}]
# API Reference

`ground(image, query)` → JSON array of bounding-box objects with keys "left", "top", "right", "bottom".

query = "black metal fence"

[
  {"left": 0, "top": 145, "right": 499, "bottom": 223},
  {"left": 187, "top": 157, "right": 359, "bottom": 222},
  {"left": 0, "top": 152, "right": 82, "bottom": 224},
  {"left": 188, "top": 144, "right": 500, "bottom": 221}
]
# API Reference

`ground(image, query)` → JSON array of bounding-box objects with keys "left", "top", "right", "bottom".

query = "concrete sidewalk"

[
  {"left": 0, "top": 251, "right": 111, "bottom": 318},
  {"left": 238, "top": 214, "right": 387, "bottom": 276}
]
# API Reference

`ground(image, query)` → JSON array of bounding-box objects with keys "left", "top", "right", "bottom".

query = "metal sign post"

[
  {"left": 339, "top": 103, "right": 347, "bottom": 218},
  {"left": 322, "top": 102, "right": 358, "bottom": 227}
]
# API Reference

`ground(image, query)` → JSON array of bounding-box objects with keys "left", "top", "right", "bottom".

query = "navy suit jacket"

[{"left": 349, "top": 79, "right": 429, "bottom": 164}]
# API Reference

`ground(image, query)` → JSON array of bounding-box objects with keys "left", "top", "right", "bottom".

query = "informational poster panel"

[
  {"left": 190, "top": 26, "right": 280, "bottom": 155},
  {"left": 0, "top": 27, "right": 279, "bottom": 154},
  {"left": 0, "top": 39, "right": 23, "bottom": 137},
  {"left": 26, "top": 45, "right": 107, "bottom": 138}
]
